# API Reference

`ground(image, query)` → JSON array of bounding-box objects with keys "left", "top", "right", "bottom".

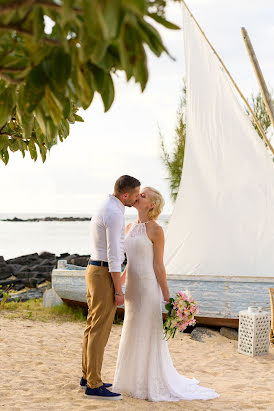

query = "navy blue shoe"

[
  {"left": 85, "top": 385, "right": 122, "bottom": 400},
  {"left": 80, "top": 377, "right": 112, "bottom": 389}
]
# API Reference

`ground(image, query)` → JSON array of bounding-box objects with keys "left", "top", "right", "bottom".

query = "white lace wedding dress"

[{"left": 112, "top": 222, "right": 219, "bottom": 402}]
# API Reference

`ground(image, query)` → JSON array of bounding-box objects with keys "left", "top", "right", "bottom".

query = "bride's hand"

[{"left": 163, "top": 292, "right": 170, "bottom": 303}]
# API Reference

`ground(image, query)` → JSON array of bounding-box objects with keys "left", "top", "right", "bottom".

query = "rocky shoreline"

[
  {"left": 0, "top": 252, "right": 89, "bottom": 302},
  {"left": 1, "top": 217, "right": 91, "bottom": 222}
]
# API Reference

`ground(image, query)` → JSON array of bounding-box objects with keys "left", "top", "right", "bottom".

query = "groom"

[{"left": 81, "top": 175, "right": 141, "bottom": 400}]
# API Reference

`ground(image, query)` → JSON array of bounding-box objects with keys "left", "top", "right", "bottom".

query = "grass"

[
  {"left": 0, "top": 298, "right": 87, "bottom": 323},
  {"left": 0, "top": 297, "right": 124, "bottom": 324}
]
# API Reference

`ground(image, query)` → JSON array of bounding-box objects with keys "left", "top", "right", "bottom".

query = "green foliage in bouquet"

[
  {"left": 164, "top": 297, "right": 176, "bottom": 339},
  {"left": 0, "top": 0, "right": 180, "bottom": 164}
]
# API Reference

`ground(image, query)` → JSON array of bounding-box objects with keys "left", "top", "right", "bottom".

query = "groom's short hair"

[{"left": 114, "top": 175, "right": 141, "bottom": 195}]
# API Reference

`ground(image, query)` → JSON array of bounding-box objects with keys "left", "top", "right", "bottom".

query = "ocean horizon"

[{"left": 0, "top": 213, "right": 171, "bottom": 260}]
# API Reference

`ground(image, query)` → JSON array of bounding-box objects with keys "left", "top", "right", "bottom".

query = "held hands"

[{"left": 115, "top": 292, "right": 124, "bottom": 306}]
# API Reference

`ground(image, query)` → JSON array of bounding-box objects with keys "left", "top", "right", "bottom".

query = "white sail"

[{"left": 164, "top": 4, "right": 274, "bottom": 277}]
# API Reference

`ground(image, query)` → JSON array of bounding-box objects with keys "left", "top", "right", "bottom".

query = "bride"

[{"left": 112, "top": 187, "right": 219, "bottom": 402}]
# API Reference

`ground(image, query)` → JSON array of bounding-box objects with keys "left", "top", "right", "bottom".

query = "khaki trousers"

[{"left": 82, "top": 264, "right": 116, "bottom": 388}]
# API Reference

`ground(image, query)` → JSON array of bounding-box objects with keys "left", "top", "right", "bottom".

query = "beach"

[{"left": 1, "top": 314, "right": 273, "bottom": 411}]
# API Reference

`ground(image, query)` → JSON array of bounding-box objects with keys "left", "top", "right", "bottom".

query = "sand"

[{"left": 0, "top": 315, "right": 273, "bottom": 411}]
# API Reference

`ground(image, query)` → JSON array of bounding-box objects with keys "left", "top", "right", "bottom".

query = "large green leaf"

[
  {"left": 8, "top": 139, "right": 19, "bottom": 153},
  {"left": 39, "top": 144, "right": 47, "bottom": 162},
  {"left": 118, "top": 22, "right": 136, "bottom": 80},
  {"left": 82, "top": 0, "right": 104, "bottom": 38},
  {"left": 0, "top": 87, "right": 15, "bottom": 128},
  {"left": 102, "top": 0, "right": 122, "bottom": 39},
  {"left": 100, "top": 73, "right": 114, "bottom": 112},
  {"left": 90, "top": 40, "right": 109, "bottom": 64},
  {"left": 17, "top": 139, "right": 28, "bottom": 158},
  {"left": 138, "top": 19, "right": 167, "bottom": 56},
  {"left": 33, "top": 6, "right": 45, "bottom": 43},
  {"left": 34, "top": 106, "right": 47, "bottom": 136},
  {"left": 47, "top": 48, "right": 72, "bottom": 90},
  {"left": 0, "top": 149, "right": 9, "bottom": 165},
  {"left": 24, "top": 64, "right": 48, "bottom": 113},
  {"left": 45, "top": 118, "right": 58, "bottom": 144},
  {"left": 77, "top": 65, "right": 94, "bottom": 109},
  {"left": 28, "top": 139, "right": 38, "bottom": 161},
  {"left": 132, "top": 43, "right": 148, "bottom": 91},
  {"left": 16, "top": 86, "right": 34, "bottom": 140},
  {"left": 0, "top": 135, "right": 8, "bottom": 152},
  {"left": 45, "top": 85, "right": 63, "bottom": 126},
  {"left": 148, "top": 13, "right": 180, "bottom": 30}
]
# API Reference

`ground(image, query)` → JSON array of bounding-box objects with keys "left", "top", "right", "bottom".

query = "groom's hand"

[{"left": 115, "top": 293, "right": 124, "bottom": 306}]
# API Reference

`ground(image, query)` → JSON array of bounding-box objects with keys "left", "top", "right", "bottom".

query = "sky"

[{"left": 1, "top": 0, "right": 274, "bottom": 216}]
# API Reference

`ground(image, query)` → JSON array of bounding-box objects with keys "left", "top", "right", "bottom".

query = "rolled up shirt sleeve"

[{"left": 105, "top": 212, "right": 124, "bottom": 272}]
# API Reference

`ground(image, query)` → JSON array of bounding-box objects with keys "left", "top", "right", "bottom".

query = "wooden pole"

[
  {"left": 181, "top": 0, "right": 274, "bottom": 157},
  {"left": 241, "top": 27, "right": 274, "bottom": 128}
]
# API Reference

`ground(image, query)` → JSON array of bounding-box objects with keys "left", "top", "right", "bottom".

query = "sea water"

[{"left": 0, "top": 214, "right": 170, "bottom": 260}]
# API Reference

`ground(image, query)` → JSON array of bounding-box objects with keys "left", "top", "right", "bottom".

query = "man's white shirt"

[{"left": 90, "top": 195, "right": 125, "bottom": 272}]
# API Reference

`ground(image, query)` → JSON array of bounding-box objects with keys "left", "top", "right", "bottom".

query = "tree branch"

[
  {"left": 0, "top": 67, "right": 26, "bottom": 73},
  {"left": 0, "top": 132, "right": 27, "bottom": 141},
  {"left": 0, "top": 73, "right": 23, "bottom": 84},
  {"left": 0, "top": 0, "right": 81, "bottom": 14},
  {"left": 0, "top": 0, "right": 35, "bottom": 13}
]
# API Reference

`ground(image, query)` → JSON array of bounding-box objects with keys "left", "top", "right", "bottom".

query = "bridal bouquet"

[{"left": 164, "top": 291, "right": 199, "bottom": 339}]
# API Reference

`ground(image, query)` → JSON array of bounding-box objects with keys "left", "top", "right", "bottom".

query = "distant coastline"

[
  {"left": 1, "top": 217, "right": 91, "bottom": 222},
  {"left": 0, "top": 214, "right": 171, "bottom": 223}
]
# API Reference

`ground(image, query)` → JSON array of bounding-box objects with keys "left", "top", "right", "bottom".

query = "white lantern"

[{"left": 238, "top": 306, "right": 270, "bottom": 357}]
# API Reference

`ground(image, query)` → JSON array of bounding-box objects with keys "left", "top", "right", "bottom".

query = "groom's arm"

[{"left": 105, "top": 213, "right": 124, "bottom": 306}]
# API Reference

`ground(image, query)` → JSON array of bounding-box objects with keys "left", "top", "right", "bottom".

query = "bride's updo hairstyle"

[{"left": 145, "top": 187, "right": 165, "bottom": 221}]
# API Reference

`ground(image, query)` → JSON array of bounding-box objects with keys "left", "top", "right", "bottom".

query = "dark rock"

[
  {"left": 58, "top": 253, "right": 70, "bottom": 259},
  {"left": 29, "top": 265, "right": 54, "bottom": 273},
  {"left": 0, "top": 277, "right": 23, "bottom": 289},
  {"left": 7, "top": 264, "right": 29, "bottom": 275},
  {"left": 220, "top": 327, "right": 238, "bottom": 341},
  {"left": 36, "top": 277, "right": 47, "bottom": 285},
  {"left": 0, "top": 271, "right": 12, "bottom": 281},
  {"left": 21, "top": 278, "right": 38, "bottom": 288},
  {"left": 69, "top": 256, "right": 89, "bottom": 267},
  {"left": 6, "top": 253, "right": 39, "bottom": 265},
  {"left": 32, "top": 272, "right": 51, "bottom": 282},
  {"left": 190, "top": 327, "right": 215, "bottom": 342},
  {"left": 14, "top": 282, "right": 25, "bottom": 291},
  {"left": 65, "top": 254, "right": 80, "bottom": 263},
  {"left": 39, "top": 252, "right": 56, "bottom": 259},
  {"left": 0, "top": 262, "right": 13, "bottom": 279},
  {"left": 0, "top": 256, "right": 5, "bottom": 264},
  {"left": 5, "top": 286, "right": 49, "bottom": 302},
  {"left": 14, "top": 272, "right": 34, "bottom": 279},
  {"left": 36, "top": 258, "right": 56, "bottom": 266},
  {"left": 35, "top": 272, "right": 51, "bottom": 281}
]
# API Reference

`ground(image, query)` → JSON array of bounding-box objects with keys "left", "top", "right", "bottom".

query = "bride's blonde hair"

[{"left": 144, "top": 187, "right": 165, "bottom": 221}]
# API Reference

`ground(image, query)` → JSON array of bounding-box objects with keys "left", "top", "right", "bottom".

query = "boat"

[
  {"left": 52, "top": 2, "right": 274, "bottom": 328},
  {"left": 52, "top": 261, "right": 273, "bottom": 328}
]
